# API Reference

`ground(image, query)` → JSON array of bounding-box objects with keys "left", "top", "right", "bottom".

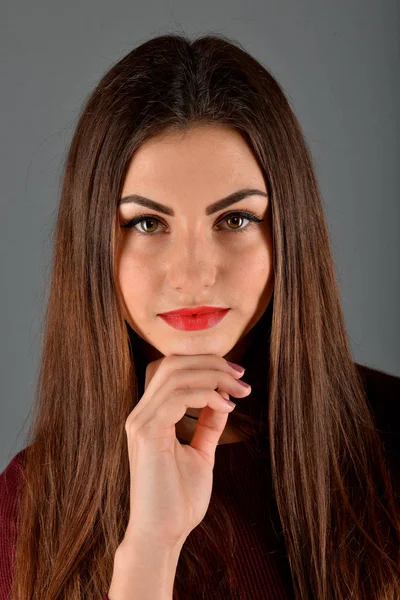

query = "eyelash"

[{"left": 120, "top": 210, "right": 264, "bottom": 236}]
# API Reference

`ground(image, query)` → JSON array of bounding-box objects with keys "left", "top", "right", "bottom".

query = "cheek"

[
  {"left": 231, "top": 243, "right": 273, "bottom": 283},
  {"left": 117, "top": 252, "right": 157, "bottom": 307}
]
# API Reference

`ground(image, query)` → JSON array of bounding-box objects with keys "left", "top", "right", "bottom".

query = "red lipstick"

[{"left": 158, "top": 306, "right": 230, "bottom": 331}]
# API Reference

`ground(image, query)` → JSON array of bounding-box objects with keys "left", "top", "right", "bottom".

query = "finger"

[
  {"left": 131, "top": 387, "right": 235, "bottom": 448},
  {"left": 132, "top": 370, "right": 248, "bottom": 430},
  {"left": 189, "top": 391, "right": 233, "bottom": 462},
  {"left": 143, "top": 354, "right": 244, "bottom": 398},
  {"left": 134, "top": 358, "right": 245, "bottom": 420}
]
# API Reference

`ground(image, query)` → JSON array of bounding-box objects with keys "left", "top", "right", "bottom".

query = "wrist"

[{"left": 108, "top": 537, "right": 184, "bottom": 600}]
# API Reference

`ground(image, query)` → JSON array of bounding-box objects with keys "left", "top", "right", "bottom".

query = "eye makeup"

[{"left": 119, "top": 209, "right": 264, "bottom": 236}]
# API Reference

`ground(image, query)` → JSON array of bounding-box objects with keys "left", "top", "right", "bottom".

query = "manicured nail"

[
  {"left": 237, "top": 379, "right": 251, "bottom": 389},
  {"left": 223, "top": 398, "right": 236, "bottom": 409},
  {"left": 227, "top": 361, "right": 245, "bottom": 373}
]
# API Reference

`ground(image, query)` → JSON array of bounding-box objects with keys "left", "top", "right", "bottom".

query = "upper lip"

[{"left": 159, "top": 306, "right": 230, "bottom": 316}]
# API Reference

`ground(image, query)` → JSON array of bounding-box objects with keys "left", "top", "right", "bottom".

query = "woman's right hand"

[{"left": 120, "top": 354, "right": 252, "bottom": 551}]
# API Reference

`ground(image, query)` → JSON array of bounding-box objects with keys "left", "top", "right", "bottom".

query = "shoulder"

[
  {"left": 0, "top": 447, "right": 28, "bottom": 534},
  {"left": 0, "top": 447, "right": 28, "bottom": 599},
  {"left": 0, "top": 448, "right": 27, "bottom": 499},
  {"left": 355, "top": 362, "right": 400, "bottom": 460},
  {"left": 355, "top": 362, "right": 400, "bottom": 431}
]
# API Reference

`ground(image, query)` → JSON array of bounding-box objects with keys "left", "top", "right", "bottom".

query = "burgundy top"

[{"left": 1, "top": 361, "right": 399, "bottom": 599}]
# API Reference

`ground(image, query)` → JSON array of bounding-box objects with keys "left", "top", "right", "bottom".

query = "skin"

[{"left": 115, "top": 123, "right": 274, "bottom": 444}]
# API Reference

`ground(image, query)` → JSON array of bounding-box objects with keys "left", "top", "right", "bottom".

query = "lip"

[
  {"left": 158, "top": 306, "right": 229, "bottom": 316},
  {"left": 158, "top": 309, "right": 230, "bottom": 331}
]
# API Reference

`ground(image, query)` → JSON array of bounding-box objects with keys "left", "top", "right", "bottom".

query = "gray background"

[{"left": 1, "top": 1, "right": 399, "bottom": 472}]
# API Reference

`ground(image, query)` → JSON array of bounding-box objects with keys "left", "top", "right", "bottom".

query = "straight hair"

[{"left": 11, "top": 32, "right": 400, "bottom": 599}]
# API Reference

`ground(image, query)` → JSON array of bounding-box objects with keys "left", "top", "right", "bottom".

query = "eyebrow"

[{"left": 117, "top": 188, "right": 268, "bottom": 216}]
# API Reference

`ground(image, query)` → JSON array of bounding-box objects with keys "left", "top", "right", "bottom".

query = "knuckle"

[
  {"left": 125, "top": 415, "right": 138, "bottom": 436},
  {"left": 173, "top": 386, "right": 194, "bottom": 400},
  {"left": 135, "top": 424, "right": 150, "bottom": 443},
  {"left": 171, "top": 386, "right": 183, "bottom": 398},
  {"left": 167, "top": 370, "right": 182, "bottom": 388},
  {"left": 145, "top": 355, "right": 176, "bottom": 380},
  {"left": 220, "top": 356, "right": 231, "bottom": 369}
]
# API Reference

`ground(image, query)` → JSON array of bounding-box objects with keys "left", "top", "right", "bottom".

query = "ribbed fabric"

[
  {"left": 1, "top": 362, "right": 399, "bottom": 599},
  {"left": 0, "top": 452, "right": 24, "bottom": 600},
  {"left": 0, "top": 438, "right": 295, "bottom": 600},
  {"left": 185, "top": 435, "right": 297, "bottom": 599}
]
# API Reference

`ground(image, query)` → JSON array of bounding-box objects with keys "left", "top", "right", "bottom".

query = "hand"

[{"left": 121, "top": 354, "right": 251, "bottom": 550}]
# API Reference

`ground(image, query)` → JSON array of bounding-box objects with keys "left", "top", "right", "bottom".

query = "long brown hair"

[{"left": 11, "top": 32, "right": 399, "bottom": 599}]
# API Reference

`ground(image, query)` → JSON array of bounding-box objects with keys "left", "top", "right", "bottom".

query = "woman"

[{"left": 0, "top": 32, "right": 399, "bottom": 600}]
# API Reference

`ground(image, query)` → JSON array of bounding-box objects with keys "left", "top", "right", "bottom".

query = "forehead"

[{"left": 121, "top": 124, "right": 266, "bottom": 199}]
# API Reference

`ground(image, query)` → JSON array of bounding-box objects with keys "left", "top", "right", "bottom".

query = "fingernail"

[
  {"left": 237, "top": 379, "right": 251, "bottom": 389},
  {"left": 224, "top": 398, "right": 236, "bottom": 409},
  {"left": 227, "top": 361, "right": 245, "bottom": 373},
  {"left": 222, "top": 395, "right": 236, "bottom": 408}
]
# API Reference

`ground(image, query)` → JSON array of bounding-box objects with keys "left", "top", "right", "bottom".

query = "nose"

[{"left": 166, "top": 236, "right": 219, "bottom": 292}]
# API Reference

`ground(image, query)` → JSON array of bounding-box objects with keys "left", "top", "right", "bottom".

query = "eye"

[{"left": 120, "top": 210, "right": 264, "bottom": 236}]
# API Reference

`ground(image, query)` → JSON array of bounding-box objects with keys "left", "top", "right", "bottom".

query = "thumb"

[{"left": 189, "top": 389, "right": 232, "bottom": 463}]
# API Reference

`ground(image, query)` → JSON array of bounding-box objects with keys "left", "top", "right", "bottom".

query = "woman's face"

[{"left": 115, "top": 123, "right": 274, "bottom": 365}]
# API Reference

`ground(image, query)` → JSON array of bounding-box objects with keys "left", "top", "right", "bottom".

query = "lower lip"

[{"left": 158, "top": 309, "right": 230, "bottom": 331}]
